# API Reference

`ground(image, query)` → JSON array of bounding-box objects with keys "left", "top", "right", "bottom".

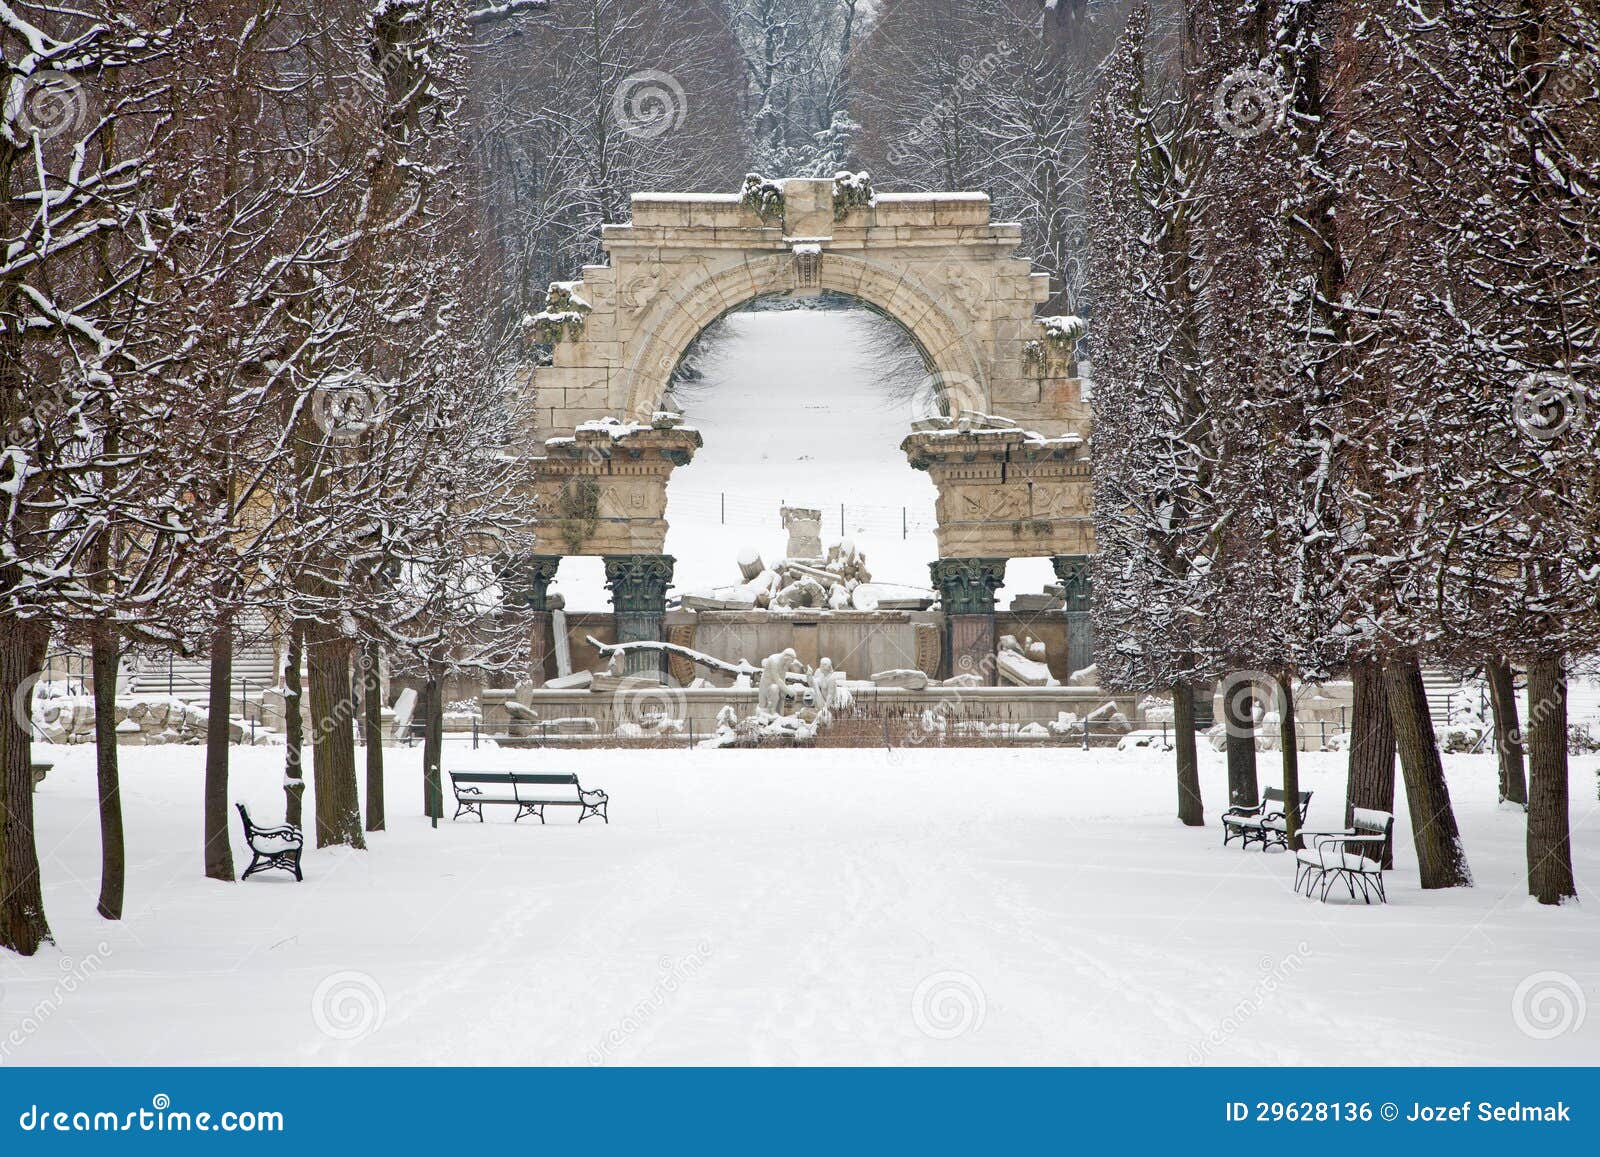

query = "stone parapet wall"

[{"left": 482, "top": 685, "right": 1139, "bottom": 740}]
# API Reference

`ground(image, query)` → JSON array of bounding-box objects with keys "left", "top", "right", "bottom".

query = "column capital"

[
  {"left": 1051, "top": 553, "right": 1093, "bottom": 612},
  {"left": 603, "top": 553, "right": 676, "bottom": 614},
  {"left": 930, "top": 557, "right": 1007, "bottom": 615},
  {"left": 503, "top": 554, "right": 563, "bottom": 612}
]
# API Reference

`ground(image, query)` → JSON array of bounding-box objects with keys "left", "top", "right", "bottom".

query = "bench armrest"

[
  {"left": 1312, "top": 831, "right": 1385, "bottom": 855},
  {"left": 1222, "top": 802, "right": 1265, "bottom": 820}
]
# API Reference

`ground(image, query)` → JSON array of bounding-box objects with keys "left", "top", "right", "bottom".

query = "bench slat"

[{"left": 451, "top": 772, "right": 579, "bottom": 786}]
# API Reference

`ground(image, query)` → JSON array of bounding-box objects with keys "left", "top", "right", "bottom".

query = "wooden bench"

[
  {"left": 1294, "top": 808, "right": 1394, "bottom": 904},
  {"left": 450, "top": 771, "right": 609, "bottom": 824},
  {"left": 1221, "top": 787, "right": 1312, "bottom": 851},
  {"left": 236, "top": 804, "right": 304, "bottom": 881}
]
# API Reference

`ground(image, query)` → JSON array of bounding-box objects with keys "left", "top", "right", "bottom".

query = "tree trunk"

[
  {"left": 0, "top": 617, "right": 52, "bottom": 955},
  {"left": 203, "top": 617, "right": 236, "bottom": 882},
  {"left": 91, "top": 622, "right": 125, "bottom": 920},
  {"left": 1172, "top": 680, "right": 1204, "bottom": 826},
  {"left": 422, "top": 663, "right": 444, "bottom": 825},
  {"left": 1345, "top": 657, "right": 1396, "bottom": 867},
  {"left": 1275, "top": 671, "right": 1301, "bottom": 848},
  {"left": 1385, "top": 656, "right": 1472, "bottom": 888},
  {"left": 1486, "top": 658, "right": 1528, "bottom": 808},
  {"left": 1222, "top": 674, "right": 1259, "bottom": 808},
  {"left": 1525, "top": 654, "right": 1576, "bottom": 905},
  {"left": 284, "top": 620, "right": 305, "bottom": 828},
  {"left": 362, "top": 640, "right": 385, "bottom": 832},
  {"left": 307, "top": 628, "right": 365, "bottom": 850}
]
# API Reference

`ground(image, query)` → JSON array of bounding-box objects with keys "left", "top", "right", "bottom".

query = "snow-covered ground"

[
  {"left": 5, "top": 744, "right": 1596, "bottom": 1066},
  {"left": 552, "top": 308, "right": 1057, "bottom": 610}
]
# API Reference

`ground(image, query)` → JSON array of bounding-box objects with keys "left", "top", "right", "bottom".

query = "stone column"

[
  {"left": 505, "top": 555, "right": 561, "bottom": 686},
  {"left": 604, "top": 554, "right": 675, "bottom": 680},
  {"left": 1051, "top": 554, "right": 1094, "bottom": 677},
  {"left": 930, "top": 558, "right": 1007, "bottom": 684}
]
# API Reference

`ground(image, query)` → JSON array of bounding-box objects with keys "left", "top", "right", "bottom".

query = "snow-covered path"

[{"left": 4, "top": 745, "right": 1597, "bottom": 1065}]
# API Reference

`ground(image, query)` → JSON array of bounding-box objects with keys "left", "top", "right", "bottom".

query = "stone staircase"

[
  {"left": 125, "top": 646, "right": 279, "bottom": 703},
  {"left": 1420, "top": 668, "right": 1474, "bottom": 727}
]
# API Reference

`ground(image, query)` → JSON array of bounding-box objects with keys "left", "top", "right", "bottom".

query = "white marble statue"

[
  {"left": 758, "top": 648, "right": 800, "bottom": 714},
  {"left": 809, "top": 657, "right": 843, "bottom": 723}
]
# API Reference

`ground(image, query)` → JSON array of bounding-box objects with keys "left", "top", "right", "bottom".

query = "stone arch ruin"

[{"left": 516, "top": 175, "right": 1095, "bottom": 684}]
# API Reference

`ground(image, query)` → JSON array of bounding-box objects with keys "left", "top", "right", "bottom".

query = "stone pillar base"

[
  {"left": 527, "top": 611, "right": 553, "bottom": 687},
  {"left": 947, "top": 614, "right": 998, "bottom": 683},
  {"left": 930, "top": 557, "right": 1007, "bottom": 685},
  {"left": 1051, "top": 554, "right": 1094, "bottom": 677},
  {"left": 506, "top": 554, "right": 563, "bottom": 687}
]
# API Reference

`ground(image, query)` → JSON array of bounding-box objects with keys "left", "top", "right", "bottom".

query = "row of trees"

[
  {"left": 1087, "top": 0, "right": 1599, "bottom": 904},
  {"left": 1, "top": 0, "right": 545, "bottom": 956}
]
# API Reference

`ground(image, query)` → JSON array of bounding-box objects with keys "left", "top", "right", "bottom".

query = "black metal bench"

[
  {"left": 1222, "top": 787, "right": 1312, "bottom": 851},
  {"left": 449, "top": 771, "right": 609, "bottom": 824},
  {"left": 236, "top": 803, "right": 304, "bottom": 881},
  {"left": 1294, "top": 808, "right": 1395, "bottom": 903}
]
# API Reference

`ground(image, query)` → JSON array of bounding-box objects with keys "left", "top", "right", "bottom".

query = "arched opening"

[{"left": 661, "top": 292, "right": 941, "bottom": 598}]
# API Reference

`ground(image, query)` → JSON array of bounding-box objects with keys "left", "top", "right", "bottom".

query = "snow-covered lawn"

[{"left": 4, "top": 744, "right": 1597, "bottom": 1066}]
